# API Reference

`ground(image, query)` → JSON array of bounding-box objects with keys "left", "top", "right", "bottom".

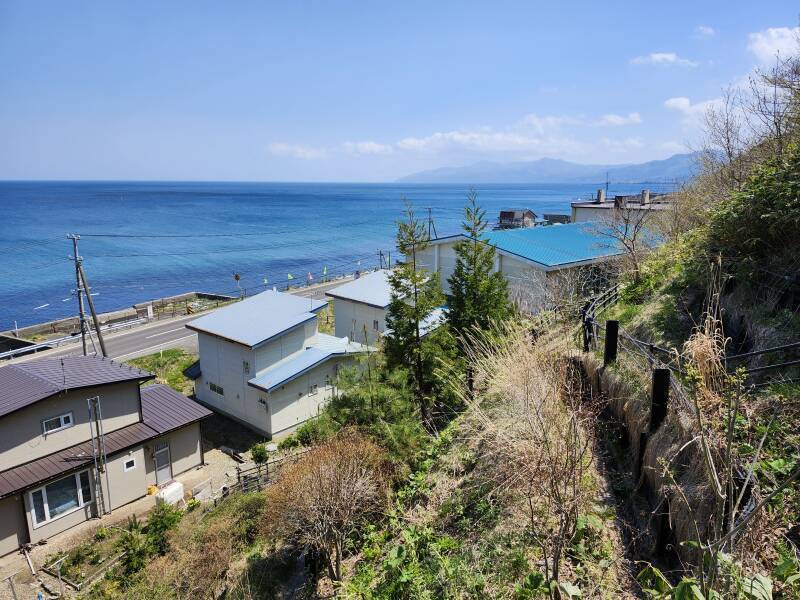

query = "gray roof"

[
  {"left": 0, "top": 356, "right": 152, "bottom": 419},
  {"left": 248, "top": 334, "right": 370, "bottom": 392},
  {"left": 325, "top": 270, "right": 392, "bottom": 309},
  {"left": 0, "top": 384, "right": 211, "bottom": 500},
  {"left": 186, "top": 290, "right": 327, "bottom": 348}
]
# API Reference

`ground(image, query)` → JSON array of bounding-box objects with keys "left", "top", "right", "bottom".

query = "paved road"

[{"left": 8, "top": 278, "right": 351, "bottom": 364}]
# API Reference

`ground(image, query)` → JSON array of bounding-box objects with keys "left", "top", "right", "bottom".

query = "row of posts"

[{"left": 602, "top": 319, "right": 670, "bottom": 434}]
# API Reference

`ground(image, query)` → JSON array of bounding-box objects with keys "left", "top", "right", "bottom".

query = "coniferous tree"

[
  {"left": 385, "top": 203, "right": 449, "bottom": 427},
  {"left": 447, "top": 190, "right": 512, "bottom": 341}
]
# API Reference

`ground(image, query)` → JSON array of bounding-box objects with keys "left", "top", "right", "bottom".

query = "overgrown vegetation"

[{"left": 128, "top": 348, "right": 197, "bottom": 395}]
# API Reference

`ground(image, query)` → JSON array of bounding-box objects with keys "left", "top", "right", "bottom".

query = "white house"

[
  {"left": 325, "top": 270, "right": 392, "bottom": 345},
  {"left": 415, "top": 223, "right": 625, "bottom": 313},
  {"left": 185, "top": 290, "right": 368, "bottom": 438},
  {"left": 571, "top": 189, "right": 674, "bottom": 223},
  {"left": 326, "top": 270, "right": 447, "bottom": 345}
]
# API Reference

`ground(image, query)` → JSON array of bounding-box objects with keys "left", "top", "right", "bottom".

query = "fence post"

[
  {"left": 581, "top": 301, "right": 591, "bottom": 352},
  {"left": 650, "top": 368, "right": 670, "bottom": 433},
  {"left": 603, "top": 320, "right": 619, "bottom": 366}
]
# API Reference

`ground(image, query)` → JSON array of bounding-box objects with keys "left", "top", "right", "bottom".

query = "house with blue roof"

[
  {"left": 416, "top": 222, "right": 625, "bottom": 308},
  {"left": 185, "top": 290, "right": 369, "bottom": 437}
]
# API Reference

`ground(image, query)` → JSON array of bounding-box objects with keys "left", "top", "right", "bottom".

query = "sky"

[{"left": 0, "top": 1, "right": 798, "bottom": 182}]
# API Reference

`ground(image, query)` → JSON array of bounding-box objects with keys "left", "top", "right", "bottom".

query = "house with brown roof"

[{"left": 0, "top": 356, "right": 211, "bottom": 557}]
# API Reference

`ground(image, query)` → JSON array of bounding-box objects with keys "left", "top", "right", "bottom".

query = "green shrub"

[
  {"left": 250, "top": 442, "right": 269, "bottom": 464},
  {"left": 146, "top": 502, "right": 183, "bottom": 555}
]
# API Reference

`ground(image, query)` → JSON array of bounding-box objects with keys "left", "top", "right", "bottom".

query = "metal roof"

[
  {"left": 186, "top": 290, "right": 327, "bottom": 348},
  {"left": 325, "top": 270, "right": 392, "bottom": 309},
  {"left": 248, "top": 333, "right": 368, "bottom": 392},
  {"left": 430, "top": 223, "right": 624, "bottom": 269},
  {"left": 0, "top": 384, "right": 211, "bottom": 499},
  {"left": 0, "top": 356, "right": 152, "bottom": 419}
]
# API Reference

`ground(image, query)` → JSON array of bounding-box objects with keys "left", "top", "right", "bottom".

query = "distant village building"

[
  {"left": 543, "top": 213, "right": 571, "bottom": 225},
  {"left": 496, "top": 208, "right": 538, "bottom": 229},
  {"left": 185, "top": 290, "right": 368, "bottom": 438},
  {"left": 416, "top": 223, "right": 625, "bottom": 311},
  {"left": 325, "top": 269, "right": 446, "bottom": 345},
  {"left": 0, "top": 356, "right": 210, "bottom": 557},
  {"left": 570, "top": 188, "right": 673, "bottom": 223}
]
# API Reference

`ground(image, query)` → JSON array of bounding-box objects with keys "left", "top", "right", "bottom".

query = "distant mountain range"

[{"left": 396, "top": 152, "right": 699, "bottom": 184}]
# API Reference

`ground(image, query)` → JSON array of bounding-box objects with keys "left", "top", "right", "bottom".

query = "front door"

[{"left": 154, "top": 442, "right": 172, "bottom": 485}]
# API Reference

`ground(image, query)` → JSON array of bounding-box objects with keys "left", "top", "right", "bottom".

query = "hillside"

[{"left": 397, "top": 152, "right": 699, "bottom": 184}]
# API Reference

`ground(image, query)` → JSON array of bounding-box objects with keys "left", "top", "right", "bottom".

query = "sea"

[{"left": 0, "top": 181, "right": 673, "bottom": 331}]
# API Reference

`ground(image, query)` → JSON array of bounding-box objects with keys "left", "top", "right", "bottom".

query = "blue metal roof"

[
  {"left": 247, "top": 334, "right": 368, "bottom": 392},
  {"left": 326, "top": 270, "right": 392, "bottom": 308},
  {"left": 434, "top": 223, "right": 624, "bottom": 268},
  {"left": 186, "top": 290, "right": 327, "bottom": 348}
]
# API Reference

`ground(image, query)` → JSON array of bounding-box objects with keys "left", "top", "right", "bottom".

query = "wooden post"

[
  {"left": 603, "top": 320, "right": 619, "bottom": 366},
  {"left": 581, "top": 301, "right": 591, "bottom": 352},
  {"left": 650, "top": 368, "right": 670, "bottom": 433}
]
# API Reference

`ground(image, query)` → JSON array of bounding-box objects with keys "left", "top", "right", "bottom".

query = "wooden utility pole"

[{"left": 68, "top": 234, "right": 88, "bottom": 355}]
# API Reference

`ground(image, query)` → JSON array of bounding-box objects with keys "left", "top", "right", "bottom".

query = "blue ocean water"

[{"left": 0, "top": 181, "right": 670, "bottom": 330}]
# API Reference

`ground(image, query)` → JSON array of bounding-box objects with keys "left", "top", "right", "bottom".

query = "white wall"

[
  {"left": 195, "top": 334, "right": 261, "bottom": 430},
  {"left": 266, "top": 357, "right": 344, "bottom": 437},
  {"left": 333, "top": 298, "right": 386, "bottom": 345}
]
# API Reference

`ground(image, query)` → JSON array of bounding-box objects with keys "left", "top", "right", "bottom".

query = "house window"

[
  {"left": 123, "top": 458, "right": 136, "bottom": 472},
  {"left": 373, "top": 319, "right": 379, "bottom": 331},
  {"left": 30, "top": 470, "right": 92, "bottom": 527},
  {"left": 309, "top": 384, "right": 318, "bottom": 396},
  {"left": 42, "top": 412, "right": 73, "bottom": 435},
  {"left": 210, "top": 382, "right": 224, "bottom": 395},
  {"left": 243, "top": 361, "right": 250, "bottom": 374}
]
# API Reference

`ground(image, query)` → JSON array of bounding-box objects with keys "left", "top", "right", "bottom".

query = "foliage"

[
  {"left": 265, "top": 429, "right": 388, "bottom": 581},
  {"left": 699, "top": 143, "right": 800, "bottom": 308},
  {"left": 385, "top": 202, "right": 453, "bottom": 427},
  {"left": 128, "top": 348, "right": 197, "bottom": 395},
  {"left": 145, "top": 501, "right": 183, "bottom": 555},
  {"left": 250, "top": 442, "right": 269, "bottom": 464},
  {"left": 446, "top": 190, "right": 512, "bottom": 342}
]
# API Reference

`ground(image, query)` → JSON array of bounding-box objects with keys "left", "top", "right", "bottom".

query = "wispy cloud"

[
  {"left": 600, "top": 137, "right": 644, "bottom": 152},
  {"left": 396, "top": 128, "right": 581, "bottom": 155},
  {"left": 593, "top": 112, "right": 642, "bottom": 127},
  {"left": 342, "top": 141, "right": 393, "bottom": 155},
  {"left": 694, "top": 25, "right": 715, "bottom": 38},
  {"left": 747, "top": 27, "right": 800, "bottom": 65},
  {"left": 268, "top": 142, "right": 328, "bottom": 160},
  {"left": 664, "top": 96, "right": 720, "bottom": 127},
  {"left": 631, "top": 52, "right": 698, "bottom": 67}
]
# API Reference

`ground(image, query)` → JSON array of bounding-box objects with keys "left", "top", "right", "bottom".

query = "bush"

[
  {"left": 250, "top": 442, "right": 269, "bottom": 464},
  {"left": 146, "top": 502, "right": 183, "bottom": 555},
  {"left": 295, "top": 415, "right": 336, "bottom": 446}
]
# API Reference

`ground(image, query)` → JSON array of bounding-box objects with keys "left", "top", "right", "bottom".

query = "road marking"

[
  {"left": 113, "top": 334, "right": 197, "bottom": 361},
  {"left": 145, "top": 327, "right": 186, "bottom": 339}
]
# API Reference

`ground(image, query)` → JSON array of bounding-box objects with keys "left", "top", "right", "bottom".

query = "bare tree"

[
  {"left": 587, "top": 203, "right": 657, "bottom": 286},
  {"left": 507, "top": 264, "right": 606, "bottom": 320},
  {"left": 266, "top": 430, "right": 388, "bottom": 582}
]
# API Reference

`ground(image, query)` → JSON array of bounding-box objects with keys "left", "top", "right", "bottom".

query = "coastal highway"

[{"left": 8, "top": 278, "right": 351, "bottom": 364}]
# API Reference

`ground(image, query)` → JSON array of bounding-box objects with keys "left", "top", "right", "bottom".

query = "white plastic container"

[{"left": 155, "top": 481, "right": 185, "bottom": 506}]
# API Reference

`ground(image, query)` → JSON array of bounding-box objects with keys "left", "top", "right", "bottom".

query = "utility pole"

[
  {"left": 426, "top": 207, "right": 437, "bottom": 240},
  {"left": 378, "top": 250, "right": 384, "bottom": 269},
  {"left": 78, "top": 264, "right": 108, "bottom": 357},
  {"left": 68, "top": 234, "right": 88, "bottom": 355}
]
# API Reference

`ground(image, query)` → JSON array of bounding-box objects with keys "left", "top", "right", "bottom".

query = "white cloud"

[
  {"left": 631, "top": 52, "right": 698, "bottom": 67},
  {"left": 342, "top": 141, "right": 393, "bottom": 155},
  {"left": 664, "top": 96, "right": 721, "bottom": 127},
  {"left": 593, "top": 112, "right": 642, "bottom": 127},
  {"left": 695, "top": 25, "right": 715, "bottom": 38},
  {"left": 600, "top": 137, "right": 644, "bottom": 152},
  {"left": 747, "top": 27, "right": 799, "bottom": 65},
  {"left": 268, "top": 142, "right": 328, "bottom": 160},
  {"left": 396, "top": 128, "right": 583, "bottom": 156},
  {"left": 661, "top": 140, "right": 687, "bottom": 154},
  {"left": 519, "top": 113, "right": 580, "bottom": 134}
]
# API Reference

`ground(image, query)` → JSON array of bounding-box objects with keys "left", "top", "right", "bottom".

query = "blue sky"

[{"left": 0, "top": 1, "right": 797, "bottom": 181}]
